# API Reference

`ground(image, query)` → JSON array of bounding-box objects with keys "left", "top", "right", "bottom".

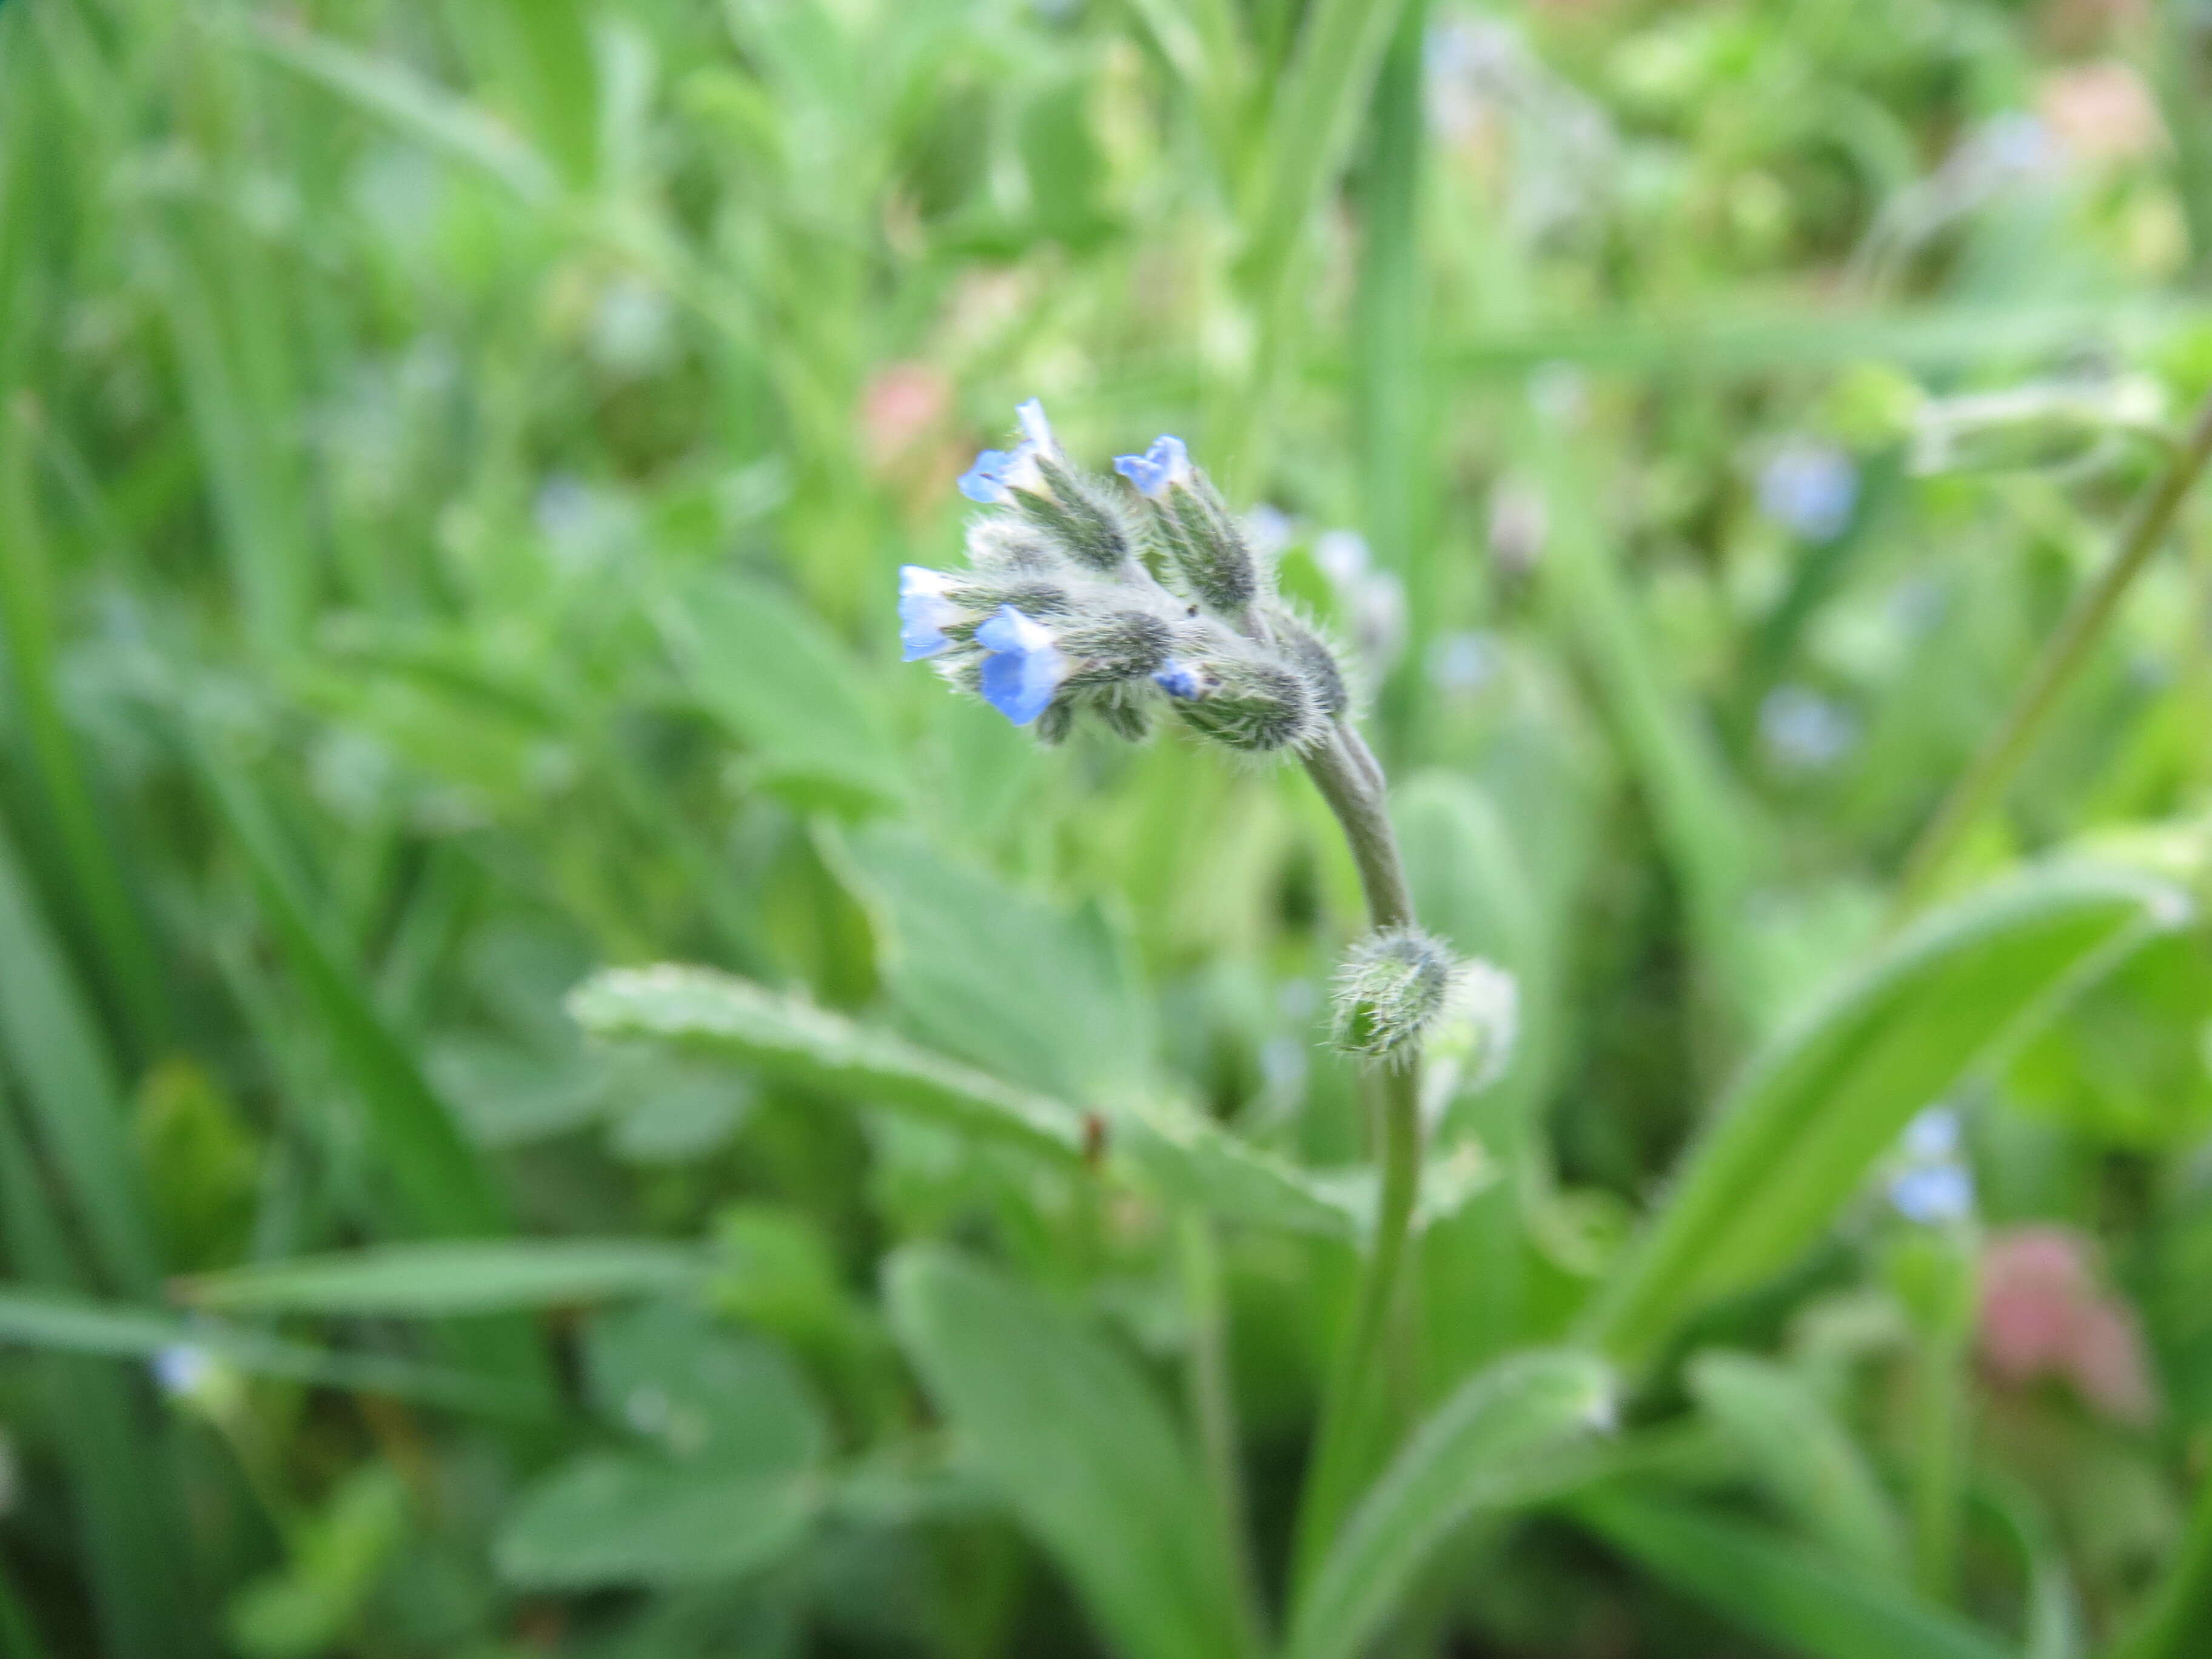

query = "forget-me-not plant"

[{"left": 902, "top": 401, "right": 1520, "bottom": 1569}]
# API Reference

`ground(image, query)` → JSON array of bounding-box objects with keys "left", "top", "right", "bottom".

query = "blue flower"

[
  {"left": 958, "top": 400, "right": 1059, "bottom": 504},
  {"left": 899, "top": 565, "right": 961, "bottom": 660},
  {"left": 1154, "top": 660, "right": 1205, "bottom": 700},
  {"left": 974, "top": 605, "right": 1070, "bottom": 725},
  {"left": 153, "top": 1344, "right": 214, "bottom": 1397},
  {"left": 1758, "top": 443, "right": 1858, "bottom": 543},
  {"left": 1903, "top": 1107, "right": 1960, "bottom": 1163},
  {"left": 957, "top": 450, "right": 1016, "bottom": 504},
  {"left": 1890, "top": 1162, "right": 1974, "bottom": 1225},
  {"left": 1888, "top": 1105, "right": 1974, "bottom": 1224},
  {"left": 1113, "top": 434, "right": 1191, "bottom": 499}
]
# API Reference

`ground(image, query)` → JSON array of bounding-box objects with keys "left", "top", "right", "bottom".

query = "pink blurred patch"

[
  {"left": 859, "top": 363, "right": 953, "bottom": 474},
  {"left": 1978, "top": 1225, "right": 2159, "bottom": 1426}
]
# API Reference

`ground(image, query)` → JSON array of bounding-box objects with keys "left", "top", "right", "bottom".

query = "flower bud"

[
  {"left": 1058, "top": 609, "right": 1176, "bottom": 689},
  {"left": 1116, "top": 436, "right": 1260, "bottom": 615},
  {"left": 1264, "top": 608, "right": 1350, "bottom": 719},
  {"left": 1332, "top": 926, "right": 1458, "bottom": 1067},
  {"left": 1155, "top": 645, "right": 1319, "bottom": 753}
]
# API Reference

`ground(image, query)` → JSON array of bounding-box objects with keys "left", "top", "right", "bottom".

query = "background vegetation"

[{"left": 4, "top": 0, "right": 2212, "bottom": 1655}]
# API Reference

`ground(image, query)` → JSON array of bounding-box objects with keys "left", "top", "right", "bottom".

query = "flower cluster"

[{"left": 900, "top": 401, "right": 1349, "bottom": 751}]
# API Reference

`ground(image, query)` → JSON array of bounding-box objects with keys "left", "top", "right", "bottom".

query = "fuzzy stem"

[
  {"left": 1292, "top": 719, "right": 1423, "bottom": 1590},
  {"left": 1894, "top": 386, "right": 2212, "bottom": 919}
]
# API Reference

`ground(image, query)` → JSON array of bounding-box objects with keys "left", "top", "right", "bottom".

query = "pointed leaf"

[
  {"left": 1589, "top": 863, "right": 2189, "bottom": 1367},
  {"left": 1577, "top": 1490, "right": 2014, "bottom": 1659}
]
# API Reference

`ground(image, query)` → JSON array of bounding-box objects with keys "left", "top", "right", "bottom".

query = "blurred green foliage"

[{"left": 5, "top": 0, "right": 2212, "bottom": 1655}]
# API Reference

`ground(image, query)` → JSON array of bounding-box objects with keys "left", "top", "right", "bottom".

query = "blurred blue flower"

[
  {"left": 1760, "top": 684, "right": 1858, "bottom": 772},
  {"left": 153, "top": 1344, "right": 213, "bottom": 1397},
  {"left": 974, "top": 605, "right": 1070, "bottom": 725},
  {"left": 1891, "top": 1162, "right": 1974, "bottom": 1225},
  {"left": 1889, "top": 1106, "right": 1974, "bottom": 1224},
  {"left": 1113, "top": 434, "right": 1190, "bottom": 499},
  {"left": 1903, "top": 1106, "right": 1960, "bottom": 1162},
  {"left": 1428, "top": 631, "right": 1499, "bottom": 696},
  {"left": 899, "top": 565, "right": 960, "bottom": 660},
  {"left": 1758, "top": 443, "right": 1858, "bottom": 543}
]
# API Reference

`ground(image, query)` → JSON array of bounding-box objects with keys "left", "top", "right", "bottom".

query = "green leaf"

[
  {"left": 655, "top": 571, "right": 905, "bottom": 813},
  {"left": 1685, "top": 1350, "right": 1906, "bottom": 1582},
  {"left": 1285, "top": 1350, "right": 1616, "bottom": 1659},
  {"left": 176, "top": 1241, "right": 703, "bottom": 1316},
  {"left": 885, "top": 1246, "right": 1253, "bottom": 1659},
  {"left": 494, "top": 1455, "right": 817, "bottom": 1590},
  {"left": 832, "top": 824, "right": 1153, "bottom": 1108},
  {"left": 567, "top": 964, "right": 1087, "bottom": 1161},
  {"left": 1576, "top": 1490, "right": 2014, "bottom": 1659},
  {"left": 583, "top": 1301, "right": 828, "bottom": 1469},
  {"left": 0, "top": 1285, "right": 508, "bottom": 1411},
  {"left": 1119, "top": 1099, "right": 1367, "bottom": 1239},
  {"left": 1588, "top": 862, "right": 2189, "bottom": 1369}
]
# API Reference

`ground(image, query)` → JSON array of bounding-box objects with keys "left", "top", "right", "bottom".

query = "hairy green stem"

[
  {"left": 1292, "top": 719, "right": 1423, "bottom": 1588},
  {"left": 2110, "top": 1451, "right": 2212, "bottom": 1659},
  {"left": 1895, "top": 387, "right": 2212, "bottom": 918}
]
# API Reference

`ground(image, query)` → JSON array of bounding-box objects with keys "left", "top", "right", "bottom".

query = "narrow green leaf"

[
  {"left": 886, "top": 1247, "right": 1255, "bottom": 1659},
  {"left": 0, "top": 812, "right": 159, "bottom": 1294},
  {"left": 246, "top": 16, "right": 559, "bottom": 203},
  {"left": 1121, "top": 1099, "right": 1367, "bottom": 1239},
  {"left": 176, "top": 1241, "right": 702, "bottom": 1316},
  {"left": 1285, "top": 1350, "right": 1616, "bottom": 1659},
  {"left": 0, "top": 1285, "right": 508, "bottom": 1412},
  {"left": 1686, "top": 1350, "right": 1907, "bottom": 1582},
  {"left": 1576, "top": 1489, "right": 2015, "bottom": 1659},
  {"left": 1589, "top": 863, "right": 2188, "bottom": 1369},
  {"left": 568, "top": 964, "right": 1087, "bottom": 1161}
]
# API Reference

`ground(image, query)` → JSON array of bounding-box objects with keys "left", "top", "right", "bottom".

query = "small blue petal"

[
  {"left": 973, "top": 605, "right": 1068, "bottom": 726},
  {"left": 1015, "top": 398, "right": 1054, "bottom": 453},
  {"left": 1113, "top": 435, "right": 1188, "bottom": 499},
  {"left": 958, "top": 449, "right": 1013, "bottom": 504},
  {"left": 899, "top": 566, "right": 959, "bottom": 660},
  {"left": 1890, "top": 1163, "right": 1974, "bottom": 1225},
  {"left": 1154, "top": 660, "right": 1205, "bottom": 700}
]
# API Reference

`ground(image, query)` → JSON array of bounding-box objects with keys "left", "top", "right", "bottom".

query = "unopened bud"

[
  {"left": 1333, "top": 927, "right": 1459, "bottom": 1067},
  {"left": 1156, "top": 646, "right": 1318, "bottom": 753},
  {"left": 1265, "top": 609, "right": 1350, "bottom": 719}
]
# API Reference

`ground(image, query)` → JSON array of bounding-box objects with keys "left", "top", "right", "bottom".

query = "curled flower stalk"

[{"left": 903, "top": 401, "right": 1503, "bottom": 1594}]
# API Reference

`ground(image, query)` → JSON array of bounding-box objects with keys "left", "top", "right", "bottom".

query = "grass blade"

[{"left": 175, "top": 1240, "right": 703, "bottom": 1316}]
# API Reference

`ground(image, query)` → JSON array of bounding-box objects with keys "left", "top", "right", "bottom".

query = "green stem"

[
  {"left": 2110, "top": 1449, "right": 2212, "bottom": 1659},
  {"left": 1911, "top": 1321, "right": 1969, "bottom": 1604},
  {"left": 1179, "top": 1215, "right": 1268, "bottom": 1655},
  {"left": 1292, "top": 720, "right": 1423, "bottom": 1588},
  {"left": 1894, "top": 386, "right": 2212, "bottom": 919}
]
